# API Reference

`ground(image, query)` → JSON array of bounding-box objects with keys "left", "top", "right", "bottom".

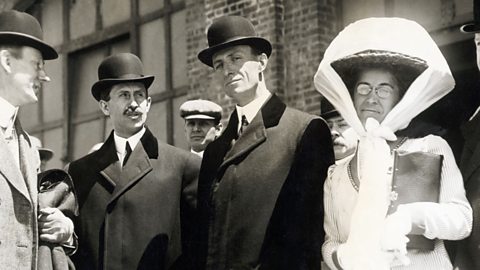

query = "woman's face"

[{"left": 353, "top": 68, "right": 401, "bottom": 126}]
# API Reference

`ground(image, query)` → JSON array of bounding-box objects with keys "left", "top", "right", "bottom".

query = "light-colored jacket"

[{"left": 0, "top": 120, "right": 40, "bottom": 270}]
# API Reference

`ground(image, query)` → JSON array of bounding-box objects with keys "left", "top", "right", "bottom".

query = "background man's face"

[
  {"left": 184, "top": 119, "right": 217, "bottom": 152},
  {"left": 326, "top": 115, "right": 356, "bottom": 160},
  {"left": 7, "top": 46, "right": 50, "bottom": 106},
  {"left": 99, "top": 82, "right": 151, "bottom": 138}
]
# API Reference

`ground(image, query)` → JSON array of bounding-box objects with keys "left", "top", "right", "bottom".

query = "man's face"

[
  {"left": 212, "top": 45, "right": 266, "bottom": 106},
  {"left": 326, "top": 115, "right": 356, "bottom": 160},
  {"left": 184, "top": 118, "right": 218, "bottom": 152},
  {"left": 99, "top": 82, "right": 151, "bottom": 138},
  {"left": 475, "top": 33, "right": 480, "bottom": 71},
  {"left": 3, "top": 46, "right": 50, "bottom": 106}
]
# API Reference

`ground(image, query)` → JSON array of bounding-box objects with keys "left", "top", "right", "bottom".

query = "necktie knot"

[
  {"left": 239, "top": 115, "right": 249, "bottom": 136},
  {"left": 123, "top": 142, "right": 132, "bottom": 166}
]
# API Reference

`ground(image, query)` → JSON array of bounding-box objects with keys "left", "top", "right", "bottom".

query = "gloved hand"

[
  {"left": 336, "top": 243, "right": 391, "bottom": 270},
  {"left": 38, "top": 207, "right": 74, "bottom": 244},
  {"left": 381, "top": 206, "right": 412, "bottom": 267}
]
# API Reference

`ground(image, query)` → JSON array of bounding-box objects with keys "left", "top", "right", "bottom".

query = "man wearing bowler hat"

[
  {"left": 0, "top": 10, "right": 75, "bottom": 270},
  {"left": 456, "top": 0, "right": 480, "bottom": 268},
  {"left": 195, "top": 16, "right": 335, "bottom": 269},
  {"left": 320, "top": 99, "right": 356, "bottom": 163},
  {"left": 67, "top": 52, "right": 200, "bottom": 270},
  {"left": 179, "top": 99, "right": 223, "bottom": 157}
]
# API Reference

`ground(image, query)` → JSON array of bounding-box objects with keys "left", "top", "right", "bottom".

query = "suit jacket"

[
  {"left": 195, "top": 95, "right": 335, "bottom": 270},
  {"left": 0, "top": 120, "right": 40, "bottom": 270},
  {"left": 456, "top": 114, "right": 480, "bottom": 269},
  {"left": 68, "top": 128, "right": 200, "bottom": 270}
]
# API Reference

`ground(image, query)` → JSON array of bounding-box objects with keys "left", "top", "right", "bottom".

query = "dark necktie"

[
  {"left": 239, "top": 115, "right": 249, "bottom": 137},
  {"left": 123, "top": 142, "right": 132, "bottom": 166}
]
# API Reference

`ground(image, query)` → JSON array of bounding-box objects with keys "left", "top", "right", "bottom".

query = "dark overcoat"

[
  {"left": 455, "top": 114, "right": 480, "bottom": 269},
  {"left": 195, "top": 95, "right": 335, "bottom": 270},
  {"left": 68, "top": 128, "right": 200, "bottom": 270}
]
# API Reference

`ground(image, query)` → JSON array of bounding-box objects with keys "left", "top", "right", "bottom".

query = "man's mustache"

[{"left": 124, "top": 106, "right": 141, "bottom": 115}]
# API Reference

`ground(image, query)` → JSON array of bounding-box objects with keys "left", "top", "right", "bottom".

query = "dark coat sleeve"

[
  {"left": 260, "top": 118, "right": 335, "bottom": 270},
  {"left": 176, "top": 152, "right": 201, "bottom": 270}
]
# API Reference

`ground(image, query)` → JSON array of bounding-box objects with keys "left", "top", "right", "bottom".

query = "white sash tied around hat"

[{"left": 313, "top": 17, "right": 455, "bottom": 269}]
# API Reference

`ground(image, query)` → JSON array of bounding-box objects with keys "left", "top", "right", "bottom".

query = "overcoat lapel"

[
  {"left": 221, "top": 112, "right": 266, "bottom": 168},
  {"left": 0, "top": 123, "right": 31, "bottom": 202},
  {"left": 108, "top": 142, "right": 152, "bottom": 207},
  {"left": 217, "top": 94, "right": 286, "bottom": 171},
  {"left": 17, "top": 124, "right": 37, "bottom": 205}
]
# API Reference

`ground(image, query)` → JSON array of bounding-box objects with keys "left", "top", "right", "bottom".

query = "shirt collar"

[
  {"left": 0, "top": 96, "right": 18, "bottom": 130},
  {"left": 236, "top": 90, "right": 271, "bottom": 127},
  {"left": 191, "top": 148, "right": 204, "bottom": 158},
  {"left": 114, "top": 126, "right": 146, "bottom": 156}
]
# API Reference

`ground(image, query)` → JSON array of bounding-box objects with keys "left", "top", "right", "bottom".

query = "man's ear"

[
  {"left": 215, "top": 122, "right": 223, "bottom": 137},
  {"left": 0, "top": 50, "right": 12, "bottom": 73},
  {"left": 145, "top": 96, "right": 152, "bottom": 113},
  {"left": 99, "top": 100, "right": 110, "bottom": 116},
  {"left": 257, "top": 53, "right": 268, "bottom": 73}
]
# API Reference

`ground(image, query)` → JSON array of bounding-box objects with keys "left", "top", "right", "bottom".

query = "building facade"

[{"left": 6, "top": 0, "right": 477, "bottom": 169}]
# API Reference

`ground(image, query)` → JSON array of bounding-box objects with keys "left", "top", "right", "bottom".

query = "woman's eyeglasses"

[{"left": 355, "top": 83, "right": 395, "bottom": 99}]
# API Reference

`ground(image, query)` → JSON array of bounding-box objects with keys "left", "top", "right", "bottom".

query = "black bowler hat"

[
  {"left": 0, "top": 10, "right": 57, "bottom": 60},
  {"left": 320, "top": 98, "right": 339, "bottom": 120},
  {"left": 461, "top": 0, "right": 480, "bottom": 33},
  {"left": 198, "top": 16, "right": 272, "bottom": 67},
  {"left": 91, "top": 53, "right": 155, "bottom": 101}
]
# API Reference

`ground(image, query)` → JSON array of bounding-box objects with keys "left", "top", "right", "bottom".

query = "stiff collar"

[
  {"left": 0, "top": 96, "right": 18, "bottom": 133},
  {"left": 114, "top": 127, "right": 146, "bottom": 156},
  {"left": 235, "top": 90, "right": 271, "bottom": 131},
  {"left": 191, "top": 148, "right": 204, "bottom": 158}
]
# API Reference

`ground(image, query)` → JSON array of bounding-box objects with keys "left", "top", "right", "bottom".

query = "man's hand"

[{"left": 38, "top": 207, "right": 74, "bottom": 244}]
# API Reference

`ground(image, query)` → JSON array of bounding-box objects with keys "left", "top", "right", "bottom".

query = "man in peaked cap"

[
  {"left": 0, "top": 10, "right": 75, "bottom": 270},
  {"left": 67, "top": 52, "right": 201, "bottom": 270},
  {"left": 179, "top": 99, "right": 223, "bottom": 157},
  {"left": 194, "top": 15, "right": 334, "bottom": 269},
  {"left": 456, "top": 0, "right": 480, "bottom": 268}
]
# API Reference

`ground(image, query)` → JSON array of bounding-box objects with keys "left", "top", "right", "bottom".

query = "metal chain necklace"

[{"left": 347, "top": 137, "right": 408, "bottom": 192}]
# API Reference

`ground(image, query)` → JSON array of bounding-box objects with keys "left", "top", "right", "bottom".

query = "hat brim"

[
  {"left": 0, "top": 32, "right": 58, "bottom": 60},
  {"left": 460, "top": 23, "right": 480, "bottom": 33},
  {"left": 198, "top": 36, "right": 272, "bottom": 67},
  {"left": 184, "top": 114, "right": 217, "bottom": 120},
  {"left": 38, "top": 148, "right": 54, "bottom": 161},
  {"left": 91, "top": 75, "right": 155, "bottom": 101},
  {"left": 331, "top": 50, "right": 428, "bottom": 91},
  {"left": 321, "top": 110, "right": 340, "bottom": 120}
]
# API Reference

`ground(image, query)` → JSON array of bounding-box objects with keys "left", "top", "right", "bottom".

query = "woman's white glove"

[{"left": 381, "top": 206, "right": 412, "bottom": 267}]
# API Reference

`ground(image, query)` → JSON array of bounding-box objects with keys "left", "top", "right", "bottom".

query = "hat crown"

[
  {"left": 207, "top": 16, "right": 258, "bottom": 47},
  {"left": 98, "top": 53, "right": 146, "bottom": 80},
  {"left": 0, "top": 10, "right": 43, "bottom": 40}
]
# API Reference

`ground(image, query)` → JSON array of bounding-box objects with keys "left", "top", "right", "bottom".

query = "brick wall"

[{"left": 186, "top": 0, "right": 339, "bottom": 122}]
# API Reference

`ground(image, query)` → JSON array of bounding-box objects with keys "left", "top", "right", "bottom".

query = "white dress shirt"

[
  {"left": 113, "top": 127, "right": 146, "bottom": 167},
  {"left": 0, "top": 96, "right": 19, "bottom": 167},
  {"left": 235, "top": 90, "right": 271, "bottom": 132}
]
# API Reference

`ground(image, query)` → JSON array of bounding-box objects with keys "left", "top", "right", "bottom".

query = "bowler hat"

[
  {"left": 320, "top": 98, "right": 339, "bottom": 120},
  {"left": 461, "top": 0, "right": 480, "bottom": 33},
  {"left": 91, "top": 53, "right": 155, "bottom": 101},
  {"left": 198, "top": 16, "right": 272, "bottom": 67},
  {"left": 180, "top": 99, "right": 222, "bottom": 122},
  {"left": 30, "top": 136, "right": 54, "bottom": 161},
  {"left": 0, "top": 10, "right": 57, "bottom": 60}
]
